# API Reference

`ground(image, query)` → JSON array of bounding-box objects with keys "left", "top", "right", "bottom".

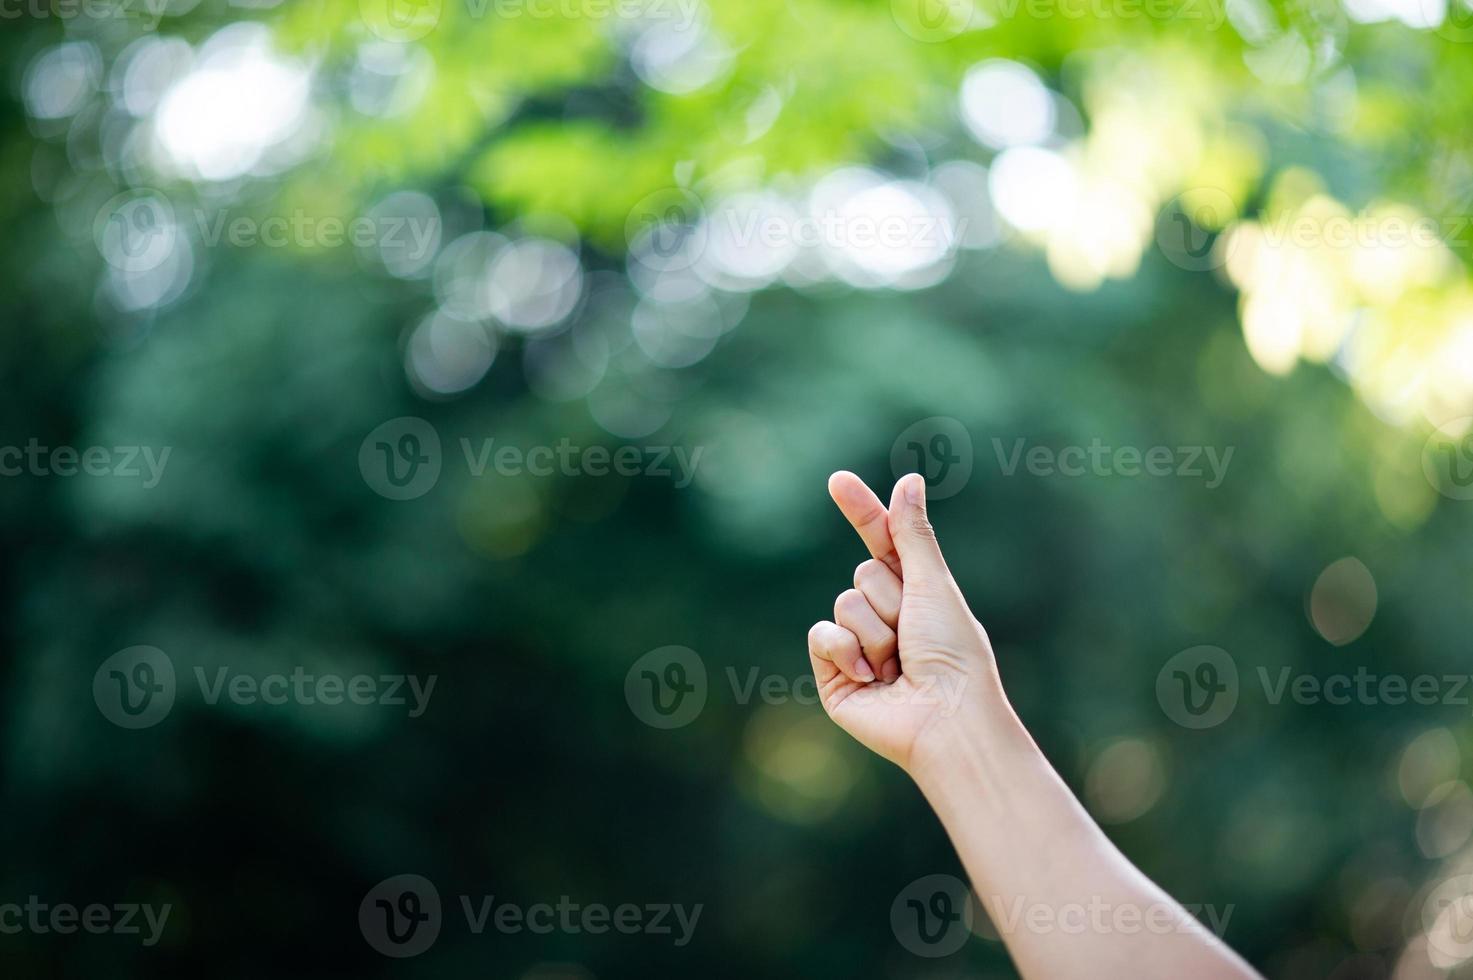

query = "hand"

[{"left": 807, "top": 471, "right": 1009, "bottom": 773}]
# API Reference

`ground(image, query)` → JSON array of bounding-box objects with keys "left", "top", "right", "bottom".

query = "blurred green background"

[{"left": 5, "top": 0, "right": 1473, "bottom": 976}]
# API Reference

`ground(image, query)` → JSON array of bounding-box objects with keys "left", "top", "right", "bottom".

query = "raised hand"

[
  {"left": 809, "top": 472, "right": 1262, "bottom": 980},
  {"left": 807, "top": 471, "right": 1006, "bottom": 771}
]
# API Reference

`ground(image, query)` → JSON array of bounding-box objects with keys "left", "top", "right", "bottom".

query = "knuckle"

[
  {"left": 908, "top": 516, "right": 936, "bottom": 539},
  {"left": 868, "top": 624, "right": 897, "bottom": 652},
  {"left": 834, "top": 589, "right": 866, "bottom": 618},
  {"left": 853, "top": 559, "right": 882, "bottom": 588}
]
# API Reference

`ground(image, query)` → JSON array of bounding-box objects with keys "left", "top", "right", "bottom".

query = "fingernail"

[
  {"left": 854, "top": 657, "right": 876, "bottom": 682},
  {"left": 904, "top": 474, "right": 925, "bottom": 505},
  {"left": 881, "top": 659, "right": 900, "bottom": 683}
]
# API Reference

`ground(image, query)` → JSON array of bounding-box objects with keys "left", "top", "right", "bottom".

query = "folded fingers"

[
  {"left": 834, "top": 589, "right": 899, "bottom": 683},
  {"left": 807, "top": 620, "right": 875, "bottom": 683},
  {"left": 853, "top": 558, "right": 901, "bottom": 628}
]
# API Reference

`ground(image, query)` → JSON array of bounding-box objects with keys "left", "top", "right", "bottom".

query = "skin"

[{"left": 808, "top": 471, "right": 1261, "bottom": 979}]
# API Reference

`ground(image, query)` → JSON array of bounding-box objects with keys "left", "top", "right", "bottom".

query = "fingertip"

[
  {"left": 903, "top": 472, "right": 927, "bottom": 505},
  {"left": 889, "top": 472, "right": 927, "bottom": 512},
  {"left": 827, "top": 470, "right": 862, "bottom": 503}
]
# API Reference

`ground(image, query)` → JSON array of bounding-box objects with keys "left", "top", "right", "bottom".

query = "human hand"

[{"left": 807, "top": 471, "right": 1009, "bottom": 773}]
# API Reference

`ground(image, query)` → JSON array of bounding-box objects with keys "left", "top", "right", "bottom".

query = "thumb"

[{"left": 887, "top": 473, "right": 953, "bottom": 589}]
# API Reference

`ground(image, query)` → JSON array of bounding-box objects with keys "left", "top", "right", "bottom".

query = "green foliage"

[{"left": 4, "top": 0, "right": 1473, "bottom": 977}]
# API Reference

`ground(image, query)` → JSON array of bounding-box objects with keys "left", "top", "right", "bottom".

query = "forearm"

[{"left": 911, "top": 706, "right": 1259, "bottom": 980}]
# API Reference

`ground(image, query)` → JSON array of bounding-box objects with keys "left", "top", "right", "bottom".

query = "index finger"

[{"left": 827, "top": 471, "right": 902, "bottom": 578}]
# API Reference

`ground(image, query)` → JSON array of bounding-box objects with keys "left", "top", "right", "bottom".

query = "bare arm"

[{"left": 808, "top": 471, "right": 1259, "bottom": 979}]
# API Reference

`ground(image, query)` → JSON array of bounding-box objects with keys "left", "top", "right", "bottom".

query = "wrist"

[{"left": 906, "top": 691, "right": 1038, "bottom": 793}]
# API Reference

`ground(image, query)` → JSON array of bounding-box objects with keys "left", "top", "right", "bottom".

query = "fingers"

[
  {"left": 853, "top": 558, "right": 901, "bottom": 627},
  {"left": 887, "top": 472, "right": 953, "bottom": 589},
  {"left": 834, "top": 589, "right": 900, "bottom": 683},
  {"left": 807, "top": 620, "right": 875, "bottom": 683},
  {"left": 828, "top": 471, "right": 902, "bottom": 578}
]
